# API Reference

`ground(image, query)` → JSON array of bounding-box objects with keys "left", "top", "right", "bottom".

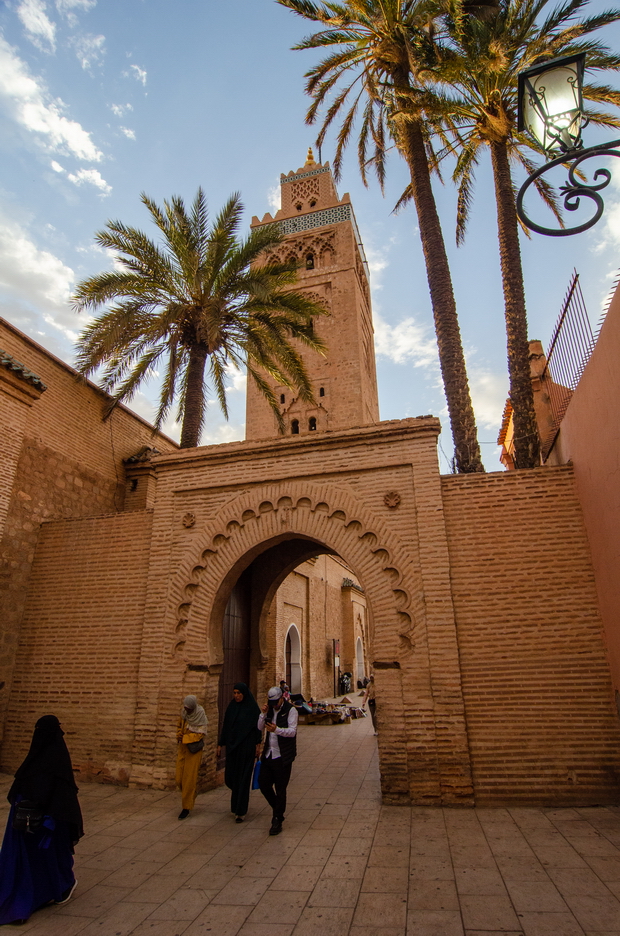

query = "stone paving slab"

[{"left": 1, "top": 712, "right": 620, "bottom": 934}]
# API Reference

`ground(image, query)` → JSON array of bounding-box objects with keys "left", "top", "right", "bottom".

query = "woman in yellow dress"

[{"left": 176, "top": 695, "right": 208, "bottom": 819}]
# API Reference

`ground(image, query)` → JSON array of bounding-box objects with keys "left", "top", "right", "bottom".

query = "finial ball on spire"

[{"left": 306, "top": 147, "right": 316, "bottom": 165}]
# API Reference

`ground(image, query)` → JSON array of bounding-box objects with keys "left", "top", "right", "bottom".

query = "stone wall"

[{"left": 442, "top": 466, "right": 620, "bottom": 805}]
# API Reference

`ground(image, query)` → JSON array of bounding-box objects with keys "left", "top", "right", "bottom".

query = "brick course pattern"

[
  {"left": 2, "top": 418, "right": 618, "bottom": 806},
  {"left": 2, "top": 511, "right": 154, "bottom": 783},
  {"left": 442, "top": 466, "right": 620, "bottom": 805},
  {"left": 0, "top": 318, "right": 176, "bottom": 747}
]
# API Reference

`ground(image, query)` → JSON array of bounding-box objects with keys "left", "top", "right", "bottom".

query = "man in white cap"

[{"left": 257, "top": 686, "right": 298, "bottom": 835}]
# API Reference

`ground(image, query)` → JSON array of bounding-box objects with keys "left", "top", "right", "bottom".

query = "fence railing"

[{"left": 541, "top": 271, "right": 596, "bottom": 459}]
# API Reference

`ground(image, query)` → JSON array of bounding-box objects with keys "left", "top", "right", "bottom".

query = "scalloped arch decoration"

[{"left": 167, "top": 482, "right": 422, "bottom": 667}]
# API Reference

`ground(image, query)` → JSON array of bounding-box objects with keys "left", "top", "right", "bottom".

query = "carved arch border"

[{"left": 168, "top": 481, "right": 423, "bottom": 667}]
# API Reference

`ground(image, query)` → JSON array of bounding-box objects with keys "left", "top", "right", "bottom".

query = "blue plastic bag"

[{"left": 252, "top": 759, "right": 261, "bottom": 790}]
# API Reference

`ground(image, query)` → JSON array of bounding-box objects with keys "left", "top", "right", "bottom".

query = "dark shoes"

[
  {"left": 178, "top": 809, "right": 190, "bottom": 820},
  {"left": 236, "top": 815, "right": 244, "bottom": 823},
  {"left": 269, "top": 817, "right": 283, "bottom": 836}
]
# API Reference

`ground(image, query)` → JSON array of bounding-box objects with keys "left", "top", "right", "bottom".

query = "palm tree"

[
  {"left": 73, "top": 189, "right": 329, "bottom": 447},
  {"left": 278, "top": 0, "right": 485, "bottom": 474},
  {"left": 433, "top": 0, "right": 620, "bottom": 467}
]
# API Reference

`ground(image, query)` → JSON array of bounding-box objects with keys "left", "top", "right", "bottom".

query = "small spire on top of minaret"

[{"left": 306, "top": 147, "right": 316, "bottom": 166}]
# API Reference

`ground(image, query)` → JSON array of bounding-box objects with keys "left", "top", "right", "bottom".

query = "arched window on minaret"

[
  {"left": 320, "top": 246, "right": 334, "bottom": 267},
  {"left": 305, "top": 253, "right": 315, "bottom": 270},
  {"left": 291, "top": 419, "right": 300, "bottom": 435},
  {"left": 309, "top": 417, "right": 317, "bottom": 431}
]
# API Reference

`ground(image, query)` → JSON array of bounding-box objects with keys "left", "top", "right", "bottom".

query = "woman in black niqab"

[
  {"left": 0, "top": 715, "right": 83, "bottom": 924},
  {"left": 217, "top": 683, "right": 261, "bottom": 821}
]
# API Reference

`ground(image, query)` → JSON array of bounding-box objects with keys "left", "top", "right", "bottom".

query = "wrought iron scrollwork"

[{"left": 516, "top": 139, "right": 620, "bottom": 236}]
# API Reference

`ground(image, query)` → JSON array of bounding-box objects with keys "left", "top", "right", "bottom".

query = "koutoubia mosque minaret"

[{"left": 245, "top": 149, "right": 380, "bottom": 440}]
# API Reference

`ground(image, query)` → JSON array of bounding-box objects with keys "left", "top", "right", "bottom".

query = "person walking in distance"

[
  {"left": 217, "top": 683, "right": 261, "bottom": 823},
  {"left": 176, "top": 695, "right": 208, "bottom": 820},
  {"left": 258, "top": 686, "right": 298, "bottom": 836},
  {"left": 362, "top": 674, "right": 378, "bottom": 735}
]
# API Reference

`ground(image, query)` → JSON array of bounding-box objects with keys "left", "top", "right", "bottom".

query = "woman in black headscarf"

[
  {"left": 0, "top": 714, "right": 83, "bottom": 925},
  {"left": 217, "top": 683, "right": 261, "bottom": 822}
]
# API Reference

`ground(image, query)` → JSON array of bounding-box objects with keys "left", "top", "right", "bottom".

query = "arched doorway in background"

[
  {"left": 285, "top": 624, "right": 302, "bottom": 694},
  {"left": 356, "top": 636, "right": 365, "bottom": 686}
]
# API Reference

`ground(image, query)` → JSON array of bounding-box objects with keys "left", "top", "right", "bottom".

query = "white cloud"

[
  {"left": 267, "top": 182, "right": 281, "bottom": 214},
  {"left": 119, "top": 126, "right": 135, "bottom": 140},
  {"left": 55, "top": 0, "right": 96, "bottom": 29},
  {"left": 0, "top": 206, "right": 77, "bottom": 339},
  {"left": 17, "top": 0, "right": 57, "bottom": 53},
  {"left": 200, "top": 423, "right": 245, "bottom": 445},
  {"left": 67, "top": 167, "right": 111, "bottom": 194},
  {"left": 128, "top": 64, "right": 147, "bottom": 86},
  {"left": 70, "top": 33, "right": 105, "bottom": 70},
  {"left": 50, "top": 158, "right": 64, "bottom": 172},
  {"left": 373, "top": 311, "right": 439, "bottom": 369},
  {"left": 365, "top": 241, "right": 390, "bottom": 288},
  {"left": 595, "top": 198, "right": 620, "bottom": 253},
  {"left": 0, "top": 36, "right": 103, "bottom": 161},
  {"left": 110, "top": 102, "right": 132, "bottom": 117},
  {"left": 55, "top": 0, "right": 96, "bottom": 11},
  {"left": 225, "top": 364, "right": 247, "bottom": 394},
  {"left": 467, "top": 366, "right": 508, "bottom": 431}
]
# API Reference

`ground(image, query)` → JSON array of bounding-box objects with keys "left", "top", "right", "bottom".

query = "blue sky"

[{"left": 1, "top": 0, "right": 620, "bottom": 471}]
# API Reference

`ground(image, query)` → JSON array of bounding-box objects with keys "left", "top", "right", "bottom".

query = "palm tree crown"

[
  {"left": 279, "top": 0, "right": 485, "bottom": 473},
  {"left": 426, "top": 0, "right": 620, "bottom": 467},
  {"left": 439, "top": 0, "right": 620, "bottom": 241},
  {"left": 73, "top": 189, "right": 329, "bottom": 447}
]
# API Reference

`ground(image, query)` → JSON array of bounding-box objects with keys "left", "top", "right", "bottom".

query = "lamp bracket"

[{"left": 516, "top": 138, "right": 620, "bottom": 236}]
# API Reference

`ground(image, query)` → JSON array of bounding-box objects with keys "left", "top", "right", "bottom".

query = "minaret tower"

[{"left": 246, "top": 150, "right": 379, "bottom": 440}]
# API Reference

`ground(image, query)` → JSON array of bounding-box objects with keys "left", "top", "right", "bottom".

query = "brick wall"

[
  {"left": 1, "top": 511, "right": 154, "bottom": 783},
  {"left": 0, "top": 317, "right": 176, "bottom": 744},
  {"left": 442, "top": 466, "right": 620, "bottom": 805}
]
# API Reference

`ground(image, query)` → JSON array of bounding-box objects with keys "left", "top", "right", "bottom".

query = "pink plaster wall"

[{"left": 548, "top": 285, "right": 620, "bottom": 695}]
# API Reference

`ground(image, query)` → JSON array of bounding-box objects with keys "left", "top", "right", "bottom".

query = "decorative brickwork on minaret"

[{"left": 246, "top": 150, "right": 380, "bottom": 439}]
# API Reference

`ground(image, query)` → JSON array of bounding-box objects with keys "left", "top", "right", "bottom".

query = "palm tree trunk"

[
  {"left": 400, "top": 120, "right": 484, "bottom": 474},
  {"left": 489, "top": 140, "right": 540, "bottom": 469},
  {"left": 180, "top": 344, "right": 208, "bottom": 448}
]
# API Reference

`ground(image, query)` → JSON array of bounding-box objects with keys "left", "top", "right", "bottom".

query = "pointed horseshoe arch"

[{"left": 167, "top": 481, "right": 423, "bottom": 670}]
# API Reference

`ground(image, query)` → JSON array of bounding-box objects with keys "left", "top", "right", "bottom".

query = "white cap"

[{"left": 267, "top": 686, "right": 283, "bottom": 701}]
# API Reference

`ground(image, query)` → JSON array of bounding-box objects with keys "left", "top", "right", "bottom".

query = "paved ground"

[{"left": 2, "top": 712, "right": 620, "bottom": 935}]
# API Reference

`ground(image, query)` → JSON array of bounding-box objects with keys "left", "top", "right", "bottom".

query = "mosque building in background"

[{"left": 1, "top": 153, "right": 620, "bottom": 807}]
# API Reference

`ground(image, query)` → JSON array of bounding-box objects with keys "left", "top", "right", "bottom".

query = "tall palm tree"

[
  {"left": 433, "top": 0, "right": 620, "bottom": 467},
  {"left": 73, "top": 189, "right": 329, "bottom": 447},
  {"left": 278, "top": 0, "right": 485, "bottom": 474}
]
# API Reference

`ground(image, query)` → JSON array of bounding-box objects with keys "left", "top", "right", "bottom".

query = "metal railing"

[{"left": 541, "top": 271, "right": 596, "bottom": 458}]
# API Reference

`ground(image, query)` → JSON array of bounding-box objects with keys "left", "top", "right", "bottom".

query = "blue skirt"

[{"left": 0, "top": 802, "right": 75, "bottom": 924}]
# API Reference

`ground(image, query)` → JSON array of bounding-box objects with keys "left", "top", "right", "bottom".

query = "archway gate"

[{"left": 129, "top": 418, "right": 475, "bottom": 805}]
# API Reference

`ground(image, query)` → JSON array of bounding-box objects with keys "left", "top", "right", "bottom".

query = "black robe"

[{"left": 218, "top": 684, "right": 262, "bottom": 816}]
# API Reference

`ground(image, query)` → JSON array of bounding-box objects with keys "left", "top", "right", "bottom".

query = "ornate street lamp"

[{"left": 516, "top": 52, "right": 620, "bottom": 236}]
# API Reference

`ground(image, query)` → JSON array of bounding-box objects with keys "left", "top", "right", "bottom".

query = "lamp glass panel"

[{"left": 523, "top": 62, "right": 582, "bottom": 152}]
